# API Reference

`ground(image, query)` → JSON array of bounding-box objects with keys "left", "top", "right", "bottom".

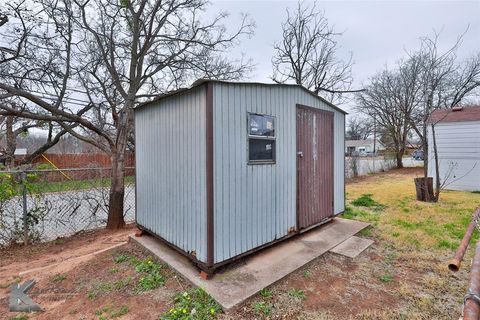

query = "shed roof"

[
  {"left": 135, "top": 79, "right": 347, "bottom": 114},
  {"left": 428, "top": 106, "right": 480, "bottom": 124}
]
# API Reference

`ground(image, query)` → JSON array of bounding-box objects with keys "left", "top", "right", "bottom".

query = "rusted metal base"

[
  {"left": 136, "top": 216, "right": 335, "bottom": 277},
  {"left": 199, "top": 271, "right": 210, "bottom": 280},
  {"left": 136, "top": 224, "right": 212, "bottom": 273}
]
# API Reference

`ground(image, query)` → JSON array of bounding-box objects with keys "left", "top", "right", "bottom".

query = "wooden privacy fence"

[{"left": 26, "top": 153, "right": 135, "bottom": 181}]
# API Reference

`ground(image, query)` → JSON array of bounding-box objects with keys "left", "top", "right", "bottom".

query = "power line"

[{"left": 0, "top": 73, "right": 91, "bottom": 95}]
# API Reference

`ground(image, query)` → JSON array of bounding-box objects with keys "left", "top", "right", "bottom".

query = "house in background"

[
  {"left": 428, "top": 106, "right": 480, "bottom": 192},
  {"left": 345, "top": 139, "right": 385, "bottom": 156}
]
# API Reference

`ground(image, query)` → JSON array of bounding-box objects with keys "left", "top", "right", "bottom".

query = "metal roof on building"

[{"left": 135, "top": 79, "right": 347, "bottom": 115}]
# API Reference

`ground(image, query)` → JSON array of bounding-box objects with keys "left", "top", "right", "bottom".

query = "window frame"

[{"left": 247, "top": 113, "right": 276, "bottom": 165}]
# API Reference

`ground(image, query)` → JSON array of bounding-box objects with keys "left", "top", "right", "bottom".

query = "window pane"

[
  {"left": 249, "top": 139, "right": 275, "bottom": 162},
  {"left": 249, "top": 114, "right": 275, "bottom": 137}
]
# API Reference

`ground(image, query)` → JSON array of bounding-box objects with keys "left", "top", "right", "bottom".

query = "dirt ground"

[
  {"left": 0, "top": 168, "right": 475, "bottom": 319},
  {"left": 1, "top": 238, "right": 190, "bottom": 319}
]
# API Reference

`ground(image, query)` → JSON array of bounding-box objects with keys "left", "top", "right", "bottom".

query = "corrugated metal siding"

[
  {"left": 428, "top": 121, "right": 480, "bottom": 191},
  {"left": 135, "top": 86, "right": 208, "bottom": 262},
  {"left": 212, "top": 83, "right": 345, "bottom": 263}
]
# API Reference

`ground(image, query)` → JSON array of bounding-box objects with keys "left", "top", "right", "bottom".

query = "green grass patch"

[
  {"left": 113, "top": 277, "right": 132, "bottom": 290},
  {"left": 302, "top": 271, "right": 312, "bottom": 278},
  {"left": 379, "top": 274, "right": 393, "bottom": 283},
  {"left": 253, "top": 301, "right": 272, "bottom": 316},
  {"left": 95, "top": 305, "right": 129, "bottom": 319},
  {"left": 87, "top": 277, "right": 133, "bottom": 299},
  {"left": 288, "top": 289, "right": 306, "bottom": 300},
  {"left": 113, "top": 253, "right": 129, "bottom": 264},
  {"left": 134, "top": 256, "right": 163, "bottom": 273},
  {"left": 131, "top": 257, "right": 165, "bottom": 292},
  {"left": 28, "top": 176, "right": 135, "bottom": 194},
  {"left": 52, "top": 274, "right": 66, "bottom": 282},
  {"left": 437, "top": 239, "right": 459, "bottom": 250},
  {"left": 342, "top": 206, "right": 379, "bottom": 223},
  {"left": 160, "top": 288, "right": 221, "bottom": 319},
  {"left": 9, "top": 315, "right": 29, "bottom": 320},
  {"left": 108, "top": 268, "right": 119, "bottom": 274},
  {"left": 259, "top": 288, "right": 273, "bottom": 298},
  {"left": 352, "top": 194, "right": 378, "bottom": 207},
  {"left": 384, "top": 251, "right": 398, "bottom": 263},
  {"left": 137, "top": 272, "right": 164, "bottom": 292},
  {"left": 87, "top": 290, "right": 96, "bottom": 300},
  {"left": 358, "top": 225, "right": 373, "bottom": 237}
]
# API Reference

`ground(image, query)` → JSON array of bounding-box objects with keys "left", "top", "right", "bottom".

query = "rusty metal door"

[{"left": 296, "top": 105, "right": 334, "bottom": 229}]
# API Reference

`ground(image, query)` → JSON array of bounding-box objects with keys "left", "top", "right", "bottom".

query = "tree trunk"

[
  {"left": 422, "top": 118, "right": 434, "bottom": 202},
  {"left": 107, "top": 150, "right": 126, "bottom": 229},
  {"left": 422, "top": 117, "right": 429, "bottom": 179},
  {"left": 395, "top": 150, "right": 404, "bottom": 168},
  {"left": 414, "top": 177, "right": 434, "bottom": 202},
  {"left": 5, "top": 115, "right": 16, "bottom": 168},
  {"left": 106, "top": 103, "right": 133, "bottom": 230},
  {"left": 431, "top": 123, "right": 440, "bottom": 202}
]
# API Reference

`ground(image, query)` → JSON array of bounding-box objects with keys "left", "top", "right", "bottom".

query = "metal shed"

[{"left": 134, "top": 79, "right": 346, "bottom": 273}]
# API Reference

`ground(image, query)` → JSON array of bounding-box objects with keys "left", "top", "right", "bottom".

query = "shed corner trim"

[{"left": 205, "top": 82, "right": 214, "bottom": 267}]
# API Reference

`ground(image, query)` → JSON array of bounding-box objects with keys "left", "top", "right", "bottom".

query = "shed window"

[{"left": 248, "top": 113, "right": 276, "bottom": 163}]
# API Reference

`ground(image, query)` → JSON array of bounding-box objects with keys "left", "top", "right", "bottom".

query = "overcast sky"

[{"left": 208, "top": 0, "right": 480, "bottom": 113}]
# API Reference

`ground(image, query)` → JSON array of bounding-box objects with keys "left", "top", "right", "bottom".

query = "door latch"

[{"left": 297, "top": 151, "right": 303, "bottom": 158}]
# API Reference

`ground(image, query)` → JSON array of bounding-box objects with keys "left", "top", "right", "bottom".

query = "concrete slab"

[
  {"left": 330, "top": 235, "right": 374, "bottom": 258},
  {"left": 129, "top": 217, "right": 369, "bottom": 311}
]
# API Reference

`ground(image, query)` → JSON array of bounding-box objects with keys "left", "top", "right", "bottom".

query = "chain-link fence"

[{"left": 0, "top": 167, "right": 135, "bottom": 247}]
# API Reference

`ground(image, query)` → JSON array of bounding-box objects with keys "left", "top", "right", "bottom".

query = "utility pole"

[{"left": 373, "top": 116, "right": 377, "bottom": 172}]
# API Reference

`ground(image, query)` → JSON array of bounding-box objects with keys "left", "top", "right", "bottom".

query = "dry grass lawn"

[{"left": 2, "top": 168, "right": 480, "bottom": 319}]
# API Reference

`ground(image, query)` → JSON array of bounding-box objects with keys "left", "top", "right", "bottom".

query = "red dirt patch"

[
  {"left": 0, "top": 227, "right": 189, "bottom": 320},
  {"left": 283, "top": 253, "right": 398, "bottom": 317}
]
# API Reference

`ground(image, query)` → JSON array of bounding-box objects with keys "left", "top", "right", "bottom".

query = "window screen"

[{"left": 248, "top": 113, "right": 276, "bottom": 163}]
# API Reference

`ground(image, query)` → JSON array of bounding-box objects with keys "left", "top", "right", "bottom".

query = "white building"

[
  {"left": 345, "top": 139, "right": 385, "bottom": 155},
  {"left": 428, "top": 106, "right": 480, "bottom": 192}
]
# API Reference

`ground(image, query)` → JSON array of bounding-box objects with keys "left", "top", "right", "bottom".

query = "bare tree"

[
  {"left": 0, "top": 13, "right": 7, "bottom": 27},
  {"left": 394, "top": 31, "right": 480, "bottom": 201},
  {"left": 0, "top": 109, "right": 37, "bottom": 167},
  {"left": 0, "top": 0, "right": 254, "bottom": 229},
  {"left": 345, "top": 116, "right": 373, "bottom": 140},
  {"left": 0, "top": 2, "right": 76, "bottom": 168},
  {"left": 271, "top": 2, "right": 359, "bottom": 103},
  {"left": 356, "top": 69, "right": 411, "bottom": 168}
]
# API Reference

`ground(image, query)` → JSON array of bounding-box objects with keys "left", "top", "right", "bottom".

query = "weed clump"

[
  {"left": 253, "top": 301, "right": 272, "bottom": 316},
  {"left": 352, "top": 194, "right": 379, "bottom": 207},
  {"left": 288, "top": 288, "right": 306, "bottom": 300},
  {"left": 160, "top": 288, "right": 221, "bottom": 319}
]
